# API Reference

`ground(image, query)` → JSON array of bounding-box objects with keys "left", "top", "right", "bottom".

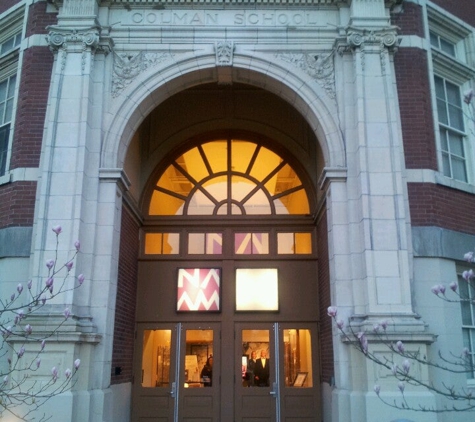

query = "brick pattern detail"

[
  {"left": 111, "top": 206, "right": 139, "bottom": 385},
  {"left": 391, "top": 2, "right": 424, "bottom": 37},
  {"left": 0, "top": 0, "right": 21, "bottom": 15},
  {"left": 395, "top": 48, "right": 438, "bottom": 170},
  {"left": 431, "top": 0, "right": 475, "bottom": 27},
  {"left": 0, "top": 181, "right": 36, "bottom": 228},
  {"left": 10, "top": 46, "right": 53, "bottom": 170},
  {"left": 317, "top": 210, "right": 333, "bottom": 384},
  {"left": 408, "top": 183, "right": 475, "bottom": 236},
  {"left": 26, "top": 1, "right": 58, "bottom": 38}
]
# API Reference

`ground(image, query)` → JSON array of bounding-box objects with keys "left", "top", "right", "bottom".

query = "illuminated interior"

[{"left": 149, "top": 139, "right": 309, "bottom": 216}]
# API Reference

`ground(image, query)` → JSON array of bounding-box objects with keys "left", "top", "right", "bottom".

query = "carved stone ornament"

[
  {"left": 215, "top": 41, "right": 234, "bottom": 67},
  {"left": 112, "top": 51, "right": 174, "bottom": 98},
  {"left": 346, "top": 29, "right": 399, "bottom": 50},
  {"left": 275, "top": 51, "right": 336, "bottom": 100},
  {"left": 47, "top": 28, "right": 100, "bottom": 52}
]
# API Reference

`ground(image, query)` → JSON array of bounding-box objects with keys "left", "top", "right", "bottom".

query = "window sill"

[{"left": 406, "top": 169, "right": 475, "bottom": 195}]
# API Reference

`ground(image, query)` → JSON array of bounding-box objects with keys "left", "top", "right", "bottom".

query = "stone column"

[{"left": 25, "top": 0, "right": 114, "bottom": 419}]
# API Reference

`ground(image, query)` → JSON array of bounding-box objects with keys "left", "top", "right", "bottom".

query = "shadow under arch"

[{"left": 101, "top": 50, "right": 346, "bottom": 172}]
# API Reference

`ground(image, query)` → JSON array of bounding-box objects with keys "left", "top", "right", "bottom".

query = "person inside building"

[
  {"left": 201, "top": 355, "right": 213, "bottom": 387},
  {"left": 244, "top": 350, "right": 257, "bottom": 387},
  {"left": 253, "top": 350, "right": 270, "bottom": 387}
]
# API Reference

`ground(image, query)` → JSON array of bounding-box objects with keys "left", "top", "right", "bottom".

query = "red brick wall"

[
  {"left": 430, "top": 0, "right": 475, "bottom": 27},
  {"left": 391, "top": 2, "right": 424, "bottom": 37},
  {"left": 394, "top": 48, "right": 438, "bottom": 170},
  {"left": 111, "top": 206, "right": 139, "bottom": 385},
  {"left": 317, "top": 209, "right": 334, "bottom": 385},
  {"left": 26, "top": 1, "right": 58, "bottom": 37},
  {"left": 0, "top": 0, "right": 21, "bottom": 15},
  {"left": 0, "top": 181, "right": 36, "bottom": 228},
  {"left": 10, "top": 47, "right": 53, "bottom": 170},
  {"left": 408, "top": 183, "right": 475, "bottom": 236}
]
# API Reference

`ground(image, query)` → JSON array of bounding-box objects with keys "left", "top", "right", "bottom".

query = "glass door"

[
  {"left": 235, "top": 322, "right": 320, "bottom": 422},
  {"left": 133, "top": 323, "right": 220, "bottom": 422}
]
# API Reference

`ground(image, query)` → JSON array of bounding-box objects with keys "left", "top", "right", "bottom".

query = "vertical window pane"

[
  {"left": 0, "top": 124, "right": 9, "bottom": 176},
  {"left": 142, "top": 330, "right": 172, "bottom": 387},
  {"left": 448, "top": 104, "right": 464, "bottom": 131},
  {"left": 188, "top": 233, "right": 222, "bottom": 255},
  {"left": 242, "top": 330, "right": 270, "bottom": 387},
  {"left": 452, "top": 158, "right": 467, "bottom": 182},
  {"left": 283, "top": 329, "right": 313, "bottom": 387},
  {"left": 235, "top": 233, "right": 269, "bottom": 255},
  {"left": 440, "top": 38, "right": 456, "bottom": 57},
  {"left": 437, "top": 99, "right": 448, "bottom": 125},
  {"left": 144, "top": 233, "right": 180, "bottom": 254},
  {"left": 185, "top": 330, "right": 213, "bottom": 387},
  {"left": 441, "top": 153, "right": 451, "bottom": 177},
  {"left": 429, "top": 32, "right": 439, "bottom": 49},
  {"left": 295, "top": 233, "right": 312, "bottom": 254}
]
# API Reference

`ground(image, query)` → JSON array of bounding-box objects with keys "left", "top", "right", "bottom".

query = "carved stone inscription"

[{"left": 128, "top": 10, "right": 331, "bottom": 27}]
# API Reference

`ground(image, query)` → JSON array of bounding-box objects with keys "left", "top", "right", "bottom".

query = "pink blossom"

[
  {"left": 438, "top": 284, "right": 446, "bottom": 294},
  {"left": 64, "top": 308, "right": 71, "bottom": 320},
  {"left": 17, "top": 346, "right": 25, "bottom": 358},
  {"left": 36, "top": 358, "right": 41, "bottom": 369},
  {"left": 357, "top": 332, "right": 368, "bottom": 354},
  {"left": 17, "top": 283, "right": 23, "bottom": 295},
  {"left": 373, "top": 324, "right": 381, "bottom": 333},
  {"left": 46, "top": 259, "right": 55, "bottom": 270},
  {"left": 27, "top": 279, "right": 32, "bottom": 290},
  {"left": 66, "top": 261, "right": 74, "bottom": 271},
  {"left": 327, "top": 306, "right": 337, "bottom": 318},
  {"left": 65, "top": 368, "right": 72, "bottom": 379},
  {"left": 402, "top": 359, "right": 410, "bottom": 374},
  {"left": 10, "top": 293, "right": 15, "bottom": 302},
  {"left": 464, "top": 251, "right": 474, "bottom": 262},
  {"left": 74, "top": 240, "right": 81, "bottom": 251},
  {"left": 41, "top": 295, "right": 46, "bottom": 305},
  {"left": 431, "top": 285, "right": 440, "bottom": 295},
  {"left": 398, "top": 381, "right": 405, "bottom": 393},
  {"left": 24, "top": 324, "right": 33, "bottom": 335},
  {"left": 449, "top": 281, "right": 458, "bottom": 292},
  {"left": 374, "top": 385, "right": 381, "bottom": 395},
  {"left": 336, "top": 319, "right": 344, "bottom": 329},
  {"left": 380, "top": 320, "right": 388, "bottom": 330},
  {"left": 17, "top": 309, "right": 24, "bottom": 319},
  {"left": 396, "top": 341, "right": 405, "bottom": 353},
  {"left": 74, "top": 358, "right": 81, "bottom": 370},
  {"left": 51, "top": 366, "right": 58, "bottom": 382},
  {"left": 463, "top": 270, "right": 474, "bottom": 281},
  {"left": 52, "top": 225, "right": 62, "bottom": 235},
  {"left": 77, "top": 274, "right": 85, "bottom": 286},
  {"left": 41, "top": 340, "right": 46, "bottom": 350}
]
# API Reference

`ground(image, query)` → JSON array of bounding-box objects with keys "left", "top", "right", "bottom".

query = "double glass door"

[{"left": 133, "top": 322, "right": 320, "bottom": 421}]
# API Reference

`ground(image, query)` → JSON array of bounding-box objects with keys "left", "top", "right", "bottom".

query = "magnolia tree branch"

[
  {"left": 0, "top": 226, "right": 84, "bottom": 421},
  {"left": 327, "top": 249, "right": 475, "bottom": 413}
]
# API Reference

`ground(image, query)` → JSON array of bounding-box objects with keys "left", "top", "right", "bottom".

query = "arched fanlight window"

[{"left": 148, "top": 139, "right": 310, "bottom": 216}]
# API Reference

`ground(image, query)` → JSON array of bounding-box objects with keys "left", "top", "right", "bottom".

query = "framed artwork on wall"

[{"left": 176, "top": 268, "right": 221, "bottom": 312}]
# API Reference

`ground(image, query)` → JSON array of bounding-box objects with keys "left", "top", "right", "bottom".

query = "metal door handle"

[
  {"left": 269, "top": 382, "right": 277, "bottom": 397},
  {"left": 169, "top": 381, "right": 176, "bottom": 397}
]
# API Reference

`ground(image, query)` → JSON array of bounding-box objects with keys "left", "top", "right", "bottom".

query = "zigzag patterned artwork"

[{"left": 177, "top": 268, "right": 221, "bottom": 311}]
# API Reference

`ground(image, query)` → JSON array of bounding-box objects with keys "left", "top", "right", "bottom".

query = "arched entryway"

[
  {"left": 134, "top": 134, "right": 320, "bottom": 422},
  {"left": 111, "top": 80, "right": 334, "bottom": 422}
]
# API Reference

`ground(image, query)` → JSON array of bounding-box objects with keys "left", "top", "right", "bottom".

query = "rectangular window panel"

[
  {"left": 242, "top": 329, "right": 270, "bottom": 387},
  {"left": 0, "top": 124, "right": 9, "bottom": 176},
  {"left": 459, "top": 273, "right": 475, "bottom": 379},
  {"left": 188, "top": 233, "right": 222, "bottom": 255},
  {"left": 141, "top": 329, "right": 172, "bottom": 387},
  {"left": 235, "top": 233, "right": 269, "bottom": 255},
  {"left": 177, "top": 268, "right": 220, "bottom": 312},
  {"left": 236, "top": 268, "right": 278, "bottom": 311},
  {"left": 144, "top": 233, "right": 179, "bottom": 254},
  {"left": 278, "top": 232, "right": 312, "bottom": 254},
  {"left": 185, "top": 330, "right": 213, "bottom": 387},
  {"left": 283, "top": 329, "right": 313, "bottom": 388}
]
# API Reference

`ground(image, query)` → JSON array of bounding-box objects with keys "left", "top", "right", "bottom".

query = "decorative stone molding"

[
  {"left": 47, "top": 26, "right": 112, "bottom": 72},
  {"left": 112, "top": 50, "right": 174, "bottom": 97},
  {"left": 336, "top": 27, "right": 399, "bottom": 72},
  {"left": 275, "top": 51, "right": 336, "bottom": 100},
  {"left": 215, "top": 41, "right": 234, "bottom": 67}
]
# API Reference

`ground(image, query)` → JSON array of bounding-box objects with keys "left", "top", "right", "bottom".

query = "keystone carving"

[
  {"left": 112, "top": 51, "right": 174, "bottom": 97},
  {"left": 275, "top": 51, "right": 335, "bottom": 100},
  {"left": 215, "top": 41, "right": 234, "bottom": 66}
]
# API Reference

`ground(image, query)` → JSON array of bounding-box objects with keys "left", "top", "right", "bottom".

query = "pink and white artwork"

[{"left": 177, "top": 268, "right": 221, "bottom": 311}]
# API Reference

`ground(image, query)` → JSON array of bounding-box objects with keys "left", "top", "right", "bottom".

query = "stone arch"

[{"left": 101, "top": 49, "right": 346, "bottom": 172}]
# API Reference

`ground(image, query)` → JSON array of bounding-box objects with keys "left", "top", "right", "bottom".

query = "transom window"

[
  {"left": 430, "top": 31, "right": 456, "bottom": 58},
  {"left": 148, "top": 139, "right": 310, "bottom": 216}
]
